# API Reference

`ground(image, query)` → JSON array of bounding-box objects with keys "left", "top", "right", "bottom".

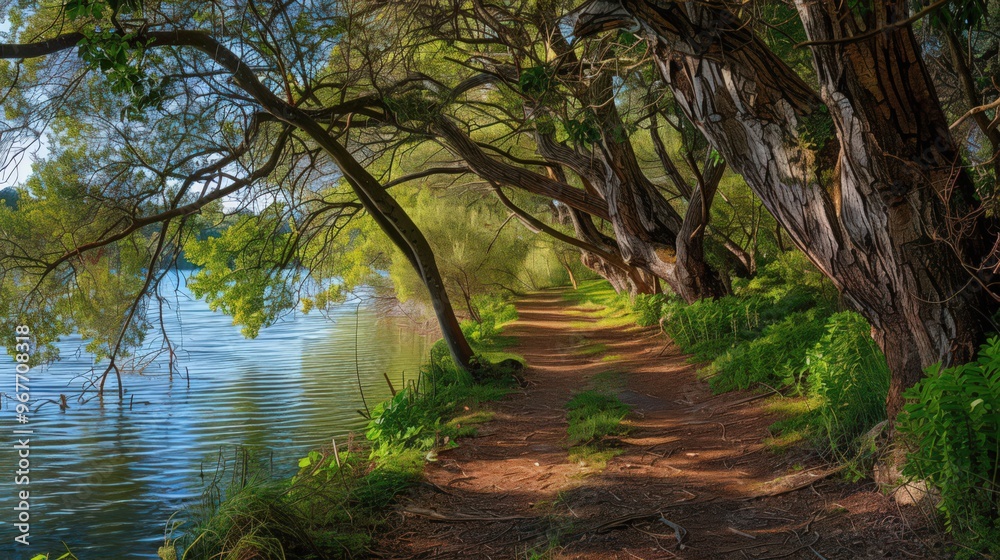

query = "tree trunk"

[
  {"left": 532, "top": 128, "right": 684, "bottom": 289},
  {"left": 548, "top": 167, "right": 661, "bottom": 295},
  {"left": 793, "top": 0, "right": 997, "bottom": 419},
  {"left": 514, "top": 22, "right": 729, "bottom": 301},
  {"left": 288, "top": 114, "right": 477, "bottom": 374},
  {"left": 649, "top": 106, "right": 752, "bottom": 280},
  {"left": 674, "top": 160, "right": 728, "bottom": 302},
  {"left": 570, "top": 208, "right": 660, "bottom": 295},
  {"left": 530, "top": 78, "right": 691, "bottom": 293},
  {"left": 575, "top": 0, "right": 998, "bottom": 417},
  {"left": 560, "top": 257, "right": 579, "bottom": 290}
]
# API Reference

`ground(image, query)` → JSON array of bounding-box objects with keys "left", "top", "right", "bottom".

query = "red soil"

[{"left": 372, "top": 291, "right": 949, "bottom": 559}]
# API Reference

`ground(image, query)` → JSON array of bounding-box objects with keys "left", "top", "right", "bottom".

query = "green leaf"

[
  {"left": 65, "top": 0, "right": 105, "bottom": 20},
  {"left": 518, "top": 66, "right": 552, "bottom": 96}
]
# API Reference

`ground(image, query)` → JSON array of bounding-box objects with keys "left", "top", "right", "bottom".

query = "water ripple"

[{"left": 0, "top": 272, "right": 433, "bottom": 558}]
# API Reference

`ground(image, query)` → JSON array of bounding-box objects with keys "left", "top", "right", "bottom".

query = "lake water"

[{"left": 0, "top": 271, "right": 434, "bottom": 559}]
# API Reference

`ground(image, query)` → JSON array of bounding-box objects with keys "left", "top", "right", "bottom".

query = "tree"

[
  {"left": 0, "top": 0, "right": 480, "bottom": 391},
  {"left": 398, "top": 0, "right": 738, "bottom": 300},
  {"left": 0, "top": 187, "right": 19, "bottom": 209},
  {"left": 572, "top": 0, "right": 1000, "bottom": 418}
]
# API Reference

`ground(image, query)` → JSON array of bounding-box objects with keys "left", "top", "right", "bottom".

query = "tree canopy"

[{"left": 0, "top": 0, "right": 997, "bottom": 420}]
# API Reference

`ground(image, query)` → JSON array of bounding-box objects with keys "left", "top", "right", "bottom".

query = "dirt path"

[{"left": 374, "top": 291, "right": 945, "bottom": 559}]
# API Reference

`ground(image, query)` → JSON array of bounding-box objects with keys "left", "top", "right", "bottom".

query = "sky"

[
  {"left": 1, "top": 140, "right": 48, "bottom": 189},
  {"left": 0, "top": 14, "right": 44, "bottom": 189}
]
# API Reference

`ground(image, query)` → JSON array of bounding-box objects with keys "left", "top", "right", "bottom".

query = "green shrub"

[
  {"left": 736, "top": 251, "right": 836, "bottom": 324},
  {"left": 366, "top": 389, "right": 443, "bottom": 456},
  {"left": 661, "top": 295, "right": 764, "bottom": 351},
  {"left": 182, "top": 477, "right": 314, "bottom": 559},
  {"left": 806, "top": 312, "right": 889, "bottom": 455},
  {"left": 468, "top": 293, "right": 518, "bottom": 337},
  {"left": 630, "top": 293, "right": 667, "bottom": 326},
  {"left": 365, "top": 365, "right": 512, "bottom": 461},
  {"left": 463, "top": 293, "right": 518, "bottom": 344},
  {"left": 709, "top": 309, "right": 827, "bottom": 392},
  {"left": 657, "top": 251, "right": 850, "bottom": 413},
  {"left": 737, "top": 250, "right": 836, "bottom": 305},
  {"left": 899, "top": 337, "right": 1000, "bottom": 553}
]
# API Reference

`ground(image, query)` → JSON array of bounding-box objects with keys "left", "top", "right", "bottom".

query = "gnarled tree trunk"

[
  {"left": 573, "top": 0, "right": 997, "bottom": 418},
  {"left": 674, "top": 159, "right": 728, "bottom": 302},
  {"left": 549, "top": 169, "right": 662, "bottom": 295}
]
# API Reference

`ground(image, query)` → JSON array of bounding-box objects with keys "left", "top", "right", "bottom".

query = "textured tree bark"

[
  {"left": 548, "top": 169, "right": 661, "bottom": 295},
  {"left": 572, "top": 209, "right": 659, "bottom": 294},
  {"left": 793, "top": 0, "right": 997, "bottom": 418},
  {"left": 438, "top": 111, "right": 681, "bottom": 295},
  {"left": 674, "top": 159, "right": 728, "bottom": 302},
  {"left": 529, "top": 65, "right": 694, "bottom": 294},
  {"left": 572, "top": 0, "right": 998, "bottom": 417},
  {"left": 533, "top": 124, "right": 687, "bottom": 288},
  {"left": 511, "top": 20, "right": 728, "bottom": 301}
]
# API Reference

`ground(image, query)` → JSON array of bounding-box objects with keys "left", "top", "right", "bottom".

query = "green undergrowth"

[
  {"left": 562, "top": 280, "right": 663, "bottom": 330},
  {"left": 566, "top": 390, "right": 630, "bottom": 445},
  {"left": 562, "top": 279, "right": 630, "bottom": 309},
  {"left": 667, "top": 255, "right": 887, "bottom": 467},
  {"left": 173, "top": 295, "right": 523, "bottom": 559},
  {"left": 898, "top": 337, "right": 1000, "bottom": 558}
]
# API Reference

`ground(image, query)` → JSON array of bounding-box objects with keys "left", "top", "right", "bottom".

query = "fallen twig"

[
  {"left": 566, "top": 510, "right": 689, "bottom": 549},
  {"left": 728, "top": 527, "right": 756, "bottom": 539},
  {"left": 757, "top": 532, "right": 821, "bottom": 559},
  {"left": 744, "top": 466, "right": 844, "bottom": 499},
  {"left": 657, "top": 516, "right": 688, "bottom": 547},
  {"left": 417, "top": 481, "right": 454, "bottom": 495},
  {"left": 710, "top": 389, "right": 779, "bottom": 414},
  {"left": 402, "top": 506, "right": 532, "bottom": 522},
  {"left": 809, "top": 544, "right": 828, "bottom": 559}
]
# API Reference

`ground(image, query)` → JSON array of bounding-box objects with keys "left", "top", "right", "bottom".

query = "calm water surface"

[{"left": 0, "top": 271, "right": 434, "bottom": 559}]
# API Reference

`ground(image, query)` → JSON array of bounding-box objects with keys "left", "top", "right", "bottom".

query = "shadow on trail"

[{"left": 373, "top": 290, "right": 943, "bottom": 560}]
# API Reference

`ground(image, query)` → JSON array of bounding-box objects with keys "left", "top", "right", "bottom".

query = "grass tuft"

[
  {"left": 565, "top": 390, "right": 630, "bottom": 445},
  {"left": 574, "top": 341, "right": 609, "bottom": 356}
]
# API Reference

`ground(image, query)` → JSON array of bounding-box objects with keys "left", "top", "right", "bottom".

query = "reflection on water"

[{"left": 0, "top": 271, "right": 433, "bottom": 559}]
